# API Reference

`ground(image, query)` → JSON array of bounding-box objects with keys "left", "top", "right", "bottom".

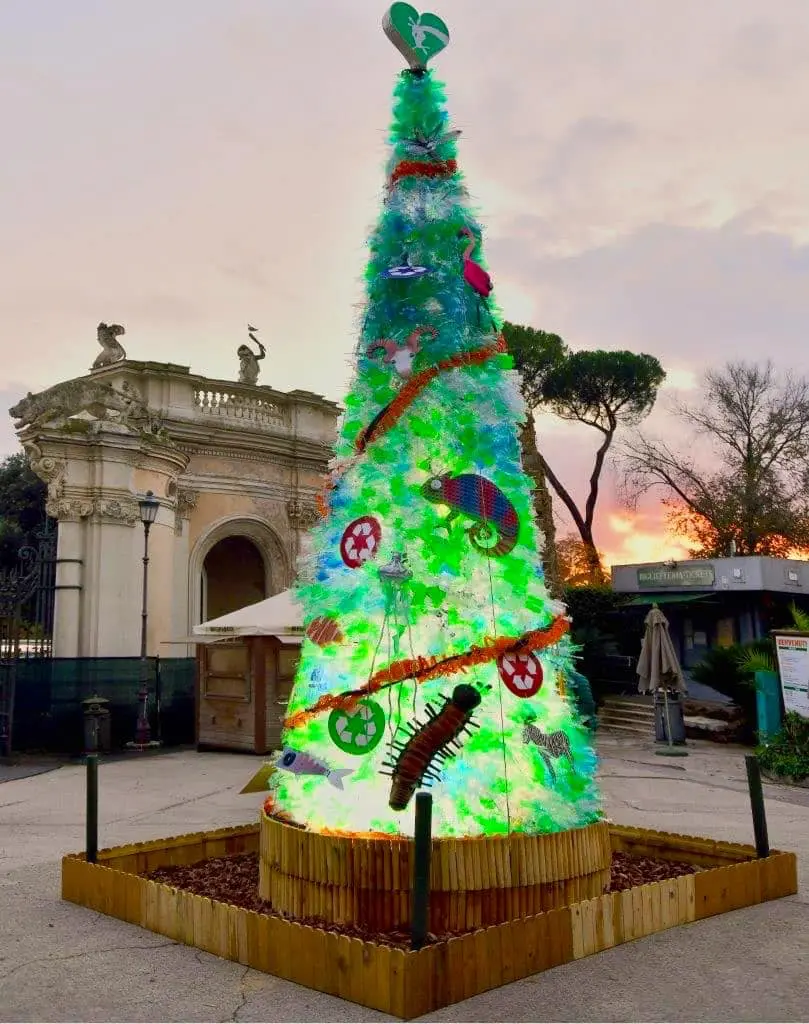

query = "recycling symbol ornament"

[
  {"left": 340, "top": 516, "right": 382, "bottom": 568},
  {"left": 497, "top": 651, "right": 544, "bottom": 698},
  {"left": 328, "top": 699, "right": 386, "bottom": 755}
]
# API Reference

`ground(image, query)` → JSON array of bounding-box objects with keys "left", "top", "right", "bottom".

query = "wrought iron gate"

[{"left": 0, "top": 521, "right": 56, "bottom": 758}]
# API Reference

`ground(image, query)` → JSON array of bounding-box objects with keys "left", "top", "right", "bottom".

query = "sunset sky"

[{"left": 3, "top": 0, "right": 809, "bottom": 566}]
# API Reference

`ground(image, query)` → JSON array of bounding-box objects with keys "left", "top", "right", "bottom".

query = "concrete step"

[
  {"left": 598, "top": 705, "right": 654, "bottom": 736},
  {"left": 600, "top": 702, "right": 654, "bottom": 724},
  {"left": 599, "top": 720, "right": 653, "bottom": 737},
  {"left": 599, "top": 708, "right": 653, "bottom": 724},
  {"left": 602, "top": 697, "right": 653, "bottom": 711},
  {"left": 599, "top": 722, "right": 653, "bottom": 738},
  {"left": 600, "top": 705, "right": 654, "bottom": 722}
]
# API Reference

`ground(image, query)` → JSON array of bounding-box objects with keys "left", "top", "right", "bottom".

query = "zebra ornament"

[{"left": 522, "top": 723, "right": 574, "bottom": 783}]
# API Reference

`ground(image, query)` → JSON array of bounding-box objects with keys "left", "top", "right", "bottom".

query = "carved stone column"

[
  {"left": 173, "top": 487, "right": 199, "bottom": 536},
  {"left": 286, "top": 498, "right": 320, "bottom": 560},
  {"left": 22, "top": 422, "right": 188, "bottom": 657},
  {"left": 46, "top": 493, "right": 143, "bottom": 656}
]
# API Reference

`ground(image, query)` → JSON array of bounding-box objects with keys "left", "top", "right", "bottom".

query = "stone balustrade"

[{"left": 192, "top": 382, "right": 289, "bottom": 430}]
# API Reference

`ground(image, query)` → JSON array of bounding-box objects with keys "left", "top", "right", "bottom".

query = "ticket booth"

[{"left": 189, "top": 591, "right": 304, "bottom": 754}]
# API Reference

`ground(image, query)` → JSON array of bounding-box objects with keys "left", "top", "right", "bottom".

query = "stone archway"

[
  {"left": 189, "top": 516, "right": 292, "bottom": 628},
  {"left": 202, "top": 536, "right": 266, "bottom": 621}
]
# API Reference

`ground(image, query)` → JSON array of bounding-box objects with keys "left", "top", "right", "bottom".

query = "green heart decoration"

[{"left": 382, "top": 3, "right": 450, "bottom": 69}]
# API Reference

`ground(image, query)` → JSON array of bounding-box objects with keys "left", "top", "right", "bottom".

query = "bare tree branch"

[{"left": 619, "top": 361, "right": 809, "bottom": 556}]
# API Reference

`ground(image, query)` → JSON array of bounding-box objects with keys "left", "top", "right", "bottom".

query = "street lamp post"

[{"left": 134, "top": 491, "right": 159, "bottom": 747}]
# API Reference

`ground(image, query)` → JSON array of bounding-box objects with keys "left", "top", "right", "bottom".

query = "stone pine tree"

[{"left": 269, "top": 10, "right": 601, "bottom": 838}]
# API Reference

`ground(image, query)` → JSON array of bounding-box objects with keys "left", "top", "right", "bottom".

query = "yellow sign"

[{"left": 239, "top": 762, "right": 277, "bottom": 794}]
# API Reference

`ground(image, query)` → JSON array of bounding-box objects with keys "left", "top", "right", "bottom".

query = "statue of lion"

[
  {"left": 9, "top": 379, "right": 144, "bottom": 431},
  {"left": 92, "top": 322, "right": 127, "bottom": 370}
]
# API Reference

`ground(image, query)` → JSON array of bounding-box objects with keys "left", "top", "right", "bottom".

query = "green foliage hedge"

[{"left": 757, "top": 712, "right": 809, "bottom": 781}]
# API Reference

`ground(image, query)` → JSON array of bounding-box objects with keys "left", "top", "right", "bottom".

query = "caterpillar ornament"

[{"left": 383, "top": 683, "right": 482, "bottom": 811}]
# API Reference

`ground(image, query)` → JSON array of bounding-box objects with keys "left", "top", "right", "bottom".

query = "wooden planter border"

[
  {"left": 61, "top": 823, "right": 798, "bottom": 1020},
  {"left": 259, "top": 814, "right": 613, "bottom": 931}
]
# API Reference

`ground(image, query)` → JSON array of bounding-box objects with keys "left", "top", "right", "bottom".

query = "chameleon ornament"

[{"left": 421, "top": 473, "right": 520, "bottom": 556}]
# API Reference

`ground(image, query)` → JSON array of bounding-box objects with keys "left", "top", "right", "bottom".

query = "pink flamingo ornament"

[
  {"left": 458, "top": 227, "right": 493, "bottom": 298},
  {"left": 367, "top": 325, "right": 437, "bottom": 379}
]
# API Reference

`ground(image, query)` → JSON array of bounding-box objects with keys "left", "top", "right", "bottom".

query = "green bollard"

[
  {"left": 86, "top": 754, "right": 98, "bottom": 864},
  {"left": 745, "top": 754, "right": 770, "bottom": 859},
  {"left": 411, "top": 791, "right": 433, "bottom": 951}
]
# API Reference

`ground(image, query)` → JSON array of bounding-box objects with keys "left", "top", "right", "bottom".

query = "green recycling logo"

[{"left": 328, "top": 699, "right": 386, "bottom": 756}]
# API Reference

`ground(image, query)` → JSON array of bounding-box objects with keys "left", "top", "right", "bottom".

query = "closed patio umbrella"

[
  {"left": 637, "top": 604, "right": 688, "bottom": 756},
  {"left": 637, "top": 605, "right": 687, "bottom": 695}
]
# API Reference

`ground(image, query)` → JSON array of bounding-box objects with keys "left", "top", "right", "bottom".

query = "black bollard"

[
  {"left": 745, "top": 754, "right": 770, "bottom": 858},
  {"left": 411, "top": 792, "right": 433, "bottom": 951},
  {"left": 86, "top": 753, "right": 98, "bottom": 864}
]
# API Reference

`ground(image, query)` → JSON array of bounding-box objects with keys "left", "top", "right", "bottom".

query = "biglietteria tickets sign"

[{"left": 774, "top": 634, "right": 809, "bottom": 719}]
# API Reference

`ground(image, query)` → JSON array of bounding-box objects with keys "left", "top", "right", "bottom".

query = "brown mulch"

[
  {"left": 609, "top": 851, "right": 699, "bottom": 891},
  {"left": 144, "top": 849, "right": 700, "bottom": 949}
]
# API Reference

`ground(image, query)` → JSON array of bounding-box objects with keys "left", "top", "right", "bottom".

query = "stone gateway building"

[{"left": 11, "top": 350, "right": 339, "bottom": 660}]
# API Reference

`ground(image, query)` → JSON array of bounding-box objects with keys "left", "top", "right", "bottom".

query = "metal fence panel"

[{"left": 12, "top": 657, "right": 195, "bottom": 754}]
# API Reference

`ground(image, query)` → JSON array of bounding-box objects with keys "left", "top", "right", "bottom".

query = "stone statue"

[
  {"left": 92, "top": 322, "right": 127, "bottom": 370},
  {"left": 10, "top": 378, "right": 146, "bottom": 431},
  {"left": 238, "top": 325, "right": 266, "bottom": 385}
]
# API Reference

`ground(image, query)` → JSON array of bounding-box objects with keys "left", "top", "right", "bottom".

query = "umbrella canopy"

[
  {"left": 160, "top": 589, "right": 305, "bottom": 644},
  {"left": 194, "top": 588, "right": 303, "bottom": 637},
  {"left": 637, "top": 604, "right": 687, "bottom": 694}
]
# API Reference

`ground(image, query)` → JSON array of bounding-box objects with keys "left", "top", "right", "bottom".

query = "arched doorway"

[
  {"left": 202, "top": 535, "right": 266, "bottom": 621},
  {"left": 189, "top": 515, "right": 292, "bottom": 630}
]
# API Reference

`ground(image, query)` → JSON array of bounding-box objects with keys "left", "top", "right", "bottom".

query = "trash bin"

[
  {"left": 82, "top": 695, "right": 111, "bottom": 753},
  {"left": 755, "top": 670, "right": 782, "bottom": 743},
  {"left": 654, "top": 690, "right": 686, "bottom": 744},
  {"left": 568, "top": 669, "right": 598, "bottom": 733}
]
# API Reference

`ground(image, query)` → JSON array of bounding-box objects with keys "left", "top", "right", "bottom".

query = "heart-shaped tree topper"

[{"left": 383, "top": 3, "right": 450, "bottom": 69}]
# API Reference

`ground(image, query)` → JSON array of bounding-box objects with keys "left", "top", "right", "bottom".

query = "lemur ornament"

[{"left": 367, "top": 326, "right": 437, "bottom": 379}]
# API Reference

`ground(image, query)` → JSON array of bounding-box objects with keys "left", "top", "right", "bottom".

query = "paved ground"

[
  {"left": 0, "top": 735, "right": 806, "bottom": 1022},
  {"left": 0, "top": 756, "right": 65, "bottom": 784}
]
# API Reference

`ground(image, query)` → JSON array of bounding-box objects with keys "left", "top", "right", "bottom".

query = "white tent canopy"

[{"left": 165, "top": 589, "right": 305, "bottom": 645}]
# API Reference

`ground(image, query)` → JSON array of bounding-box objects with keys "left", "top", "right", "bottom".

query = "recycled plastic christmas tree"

[{"left": 268, "top": 6, "right": 601, "bottom": 838}]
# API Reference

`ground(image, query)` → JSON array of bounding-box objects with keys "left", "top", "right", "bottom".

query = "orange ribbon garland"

[
  {"left": 388, "top": 158, "right": 457, "bottom": 187},
  {"left": 357, "top": 334, "right": 508, "bottom": 451},
  {"left": 283, "top": 614, "right": 569, "bottom": 730},
  {"left": 315, "top": 335, "right": 508, "bottom": 518}
]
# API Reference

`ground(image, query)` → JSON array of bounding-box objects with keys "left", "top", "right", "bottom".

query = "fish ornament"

[{"left": 277, "top": 748, "right": 353, "bottom": 790}]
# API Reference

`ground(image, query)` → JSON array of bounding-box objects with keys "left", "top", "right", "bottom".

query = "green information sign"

[{"left": 637, "top": 565, "right": 715, "bottom": 590}]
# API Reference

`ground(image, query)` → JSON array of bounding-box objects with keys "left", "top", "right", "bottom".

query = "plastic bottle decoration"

[
  {"left": 266, "top": 8, "right": 602, "bottom": 839},
  {"left": 379, "top": 551, "right": 413, "bottom": 656},
  {"left": 402, "top": 128, "right": 462, "bottom": 159}
]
